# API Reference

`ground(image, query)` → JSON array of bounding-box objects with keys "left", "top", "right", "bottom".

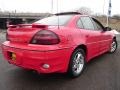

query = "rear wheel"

[
  {"left": 68, "top": 48, "right": 86, "bottom": 78},
  {"left": 109, "top": 39, "right": 117, "bottom": 53}
]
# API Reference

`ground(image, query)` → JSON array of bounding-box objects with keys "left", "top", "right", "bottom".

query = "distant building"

[{"left": 0, "top": 12, "right": 51, "bottom": 29}]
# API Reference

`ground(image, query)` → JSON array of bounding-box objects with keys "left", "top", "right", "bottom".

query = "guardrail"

[{"left": 0, "top": 13, "right": 51, "bottom": 19}]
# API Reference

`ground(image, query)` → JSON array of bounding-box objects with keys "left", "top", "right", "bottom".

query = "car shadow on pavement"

[{"left": 4, "top": 68, "right": 77, "bottom": 90}]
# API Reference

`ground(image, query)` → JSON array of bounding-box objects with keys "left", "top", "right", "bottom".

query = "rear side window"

[
  {"left": 77, "top": 19, "right": 84, "bottom": 29},
  {"left": 80, "top": 17, "right": 94, "bottom": 30},
  {"left": 35, "top": 15, "right": 73, "bottom": 26}
]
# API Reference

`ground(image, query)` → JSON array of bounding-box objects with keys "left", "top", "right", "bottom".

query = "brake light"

[
  {"left": 30, "top": 30, "right": 60, "bottom": 45},
  {"left": 8, "top": 25, "right": 17, "bottom": 28},
  {"left": 32, "top": 24, "right": 48, "bottom": 29}
]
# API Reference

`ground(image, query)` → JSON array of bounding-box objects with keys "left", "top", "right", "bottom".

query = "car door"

[
  {"left": 91, "top": 18, "right": 112, "bottom": 54},
  {"left": 78, "top": 16, "right": 101, "bottom": 60}
]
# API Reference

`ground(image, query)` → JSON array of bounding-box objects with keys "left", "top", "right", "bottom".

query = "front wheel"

[
  {"left": 109, "top": 39, "right": 117, "bottom": 53},
  {"left": 68, "top": 48, "right": 86, "bottom": 78}
]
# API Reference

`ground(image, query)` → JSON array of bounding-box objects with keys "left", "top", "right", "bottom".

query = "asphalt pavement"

[{"left": 0, "top": 31, "right": 120, "bottom": 90}]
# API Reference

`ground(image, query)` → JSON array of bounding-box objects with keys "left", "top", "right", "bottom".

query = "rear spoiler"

[{"left": 8, "top": 24, "right": 48, "bottom": 29}]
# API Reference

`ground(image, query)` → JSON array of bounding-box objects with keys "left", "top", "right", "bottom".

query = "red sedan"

[{"left": 2, "top": 12, "right": 117, "bottom": 77}]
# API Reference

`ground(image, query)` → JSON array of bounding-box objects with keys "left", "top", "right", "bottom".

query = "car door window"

[
  {"left": 91, "top": 18, "right": 104, "bottom": 31},
  {"left": 80, "top": 17, "right": 94, "bottom": 30}
]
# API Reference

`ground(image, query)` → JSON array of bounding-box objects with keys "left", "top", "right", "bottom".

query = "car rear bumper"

[{"left": 2, "top": 42, "right": 74, "bottom": 73}]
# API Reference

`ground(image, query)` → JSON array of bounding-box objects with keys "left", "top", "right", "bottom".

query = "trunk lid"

[{"left": 7, "top": 24, "right": 49, "bottom": 44}]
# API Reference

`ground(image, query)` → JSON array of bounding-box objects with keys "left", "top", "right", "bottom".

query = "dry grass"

[{"left": 95, "top": 17, "right": 120, "bottom": 32}]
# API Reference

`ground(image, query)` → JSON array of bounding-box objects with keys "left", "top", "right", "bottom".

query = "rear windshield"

[{"left": 34, "top": 15, "right": 73, "bottom": 26}]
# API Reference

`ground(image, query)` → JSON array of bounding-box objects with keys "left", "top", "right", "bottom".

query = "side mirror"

[{"left": 104, "top": 27, "right": 112, "bottom": 31}]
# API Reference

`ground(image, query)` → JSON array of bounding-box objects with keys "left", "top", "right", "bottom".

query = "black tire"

[
  {"left": 109, "top": 39, "right": 118, "bottom": 53},
  {"left": 67, "top": 48, "right": 86, "bottom": 78}
]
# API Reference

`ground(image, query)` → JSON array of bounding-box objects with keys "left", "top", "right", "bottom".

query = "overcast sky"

[{"left": 0, "top": 0, "right": 119, "bottom": 15}]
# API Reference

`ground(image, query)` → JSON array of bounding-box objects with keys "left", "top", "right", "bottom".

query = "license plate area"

[{"left": 8, "top": 52, "right": 16, "bottom": 61}]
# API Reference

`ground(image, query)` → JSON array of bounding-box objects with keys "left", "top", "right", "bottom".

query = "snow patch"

[{"left": 111, "top": 30, "right": 120, "bottom": 35}]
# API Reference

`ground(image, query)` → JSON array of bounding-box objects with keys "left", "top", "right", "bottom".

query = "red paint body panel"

[
  {"left": 2, "top": 15, "right": 115, "bottom": 73},
  {"left": 2, "top": 43, "right": 75, "bottom": 73}
]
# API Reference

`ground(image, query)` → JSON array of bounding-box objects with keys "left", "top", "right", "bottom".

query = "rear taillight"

[{"left": 30, "top": 30, "right": 60, "bottom": 45}]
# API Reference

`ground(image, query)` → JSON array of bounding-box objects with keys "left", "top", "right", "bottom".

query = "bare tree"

[{"left": 76, "top": 7, "right": 92, "bottom": 15}]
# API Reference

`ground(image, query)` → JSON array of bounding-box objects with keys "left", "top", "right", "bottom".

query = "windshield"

[{"left": 34, "top": 15, "right": 73, "bottom": 26}]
